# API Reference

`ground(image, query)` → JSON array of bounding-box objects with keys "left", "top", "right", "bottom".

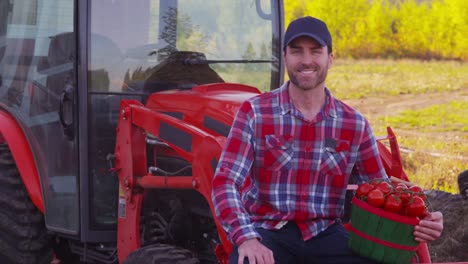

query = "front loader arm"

[
  {"left": 114, "top": 99, "right": 231, "bottom": 263},
  {"left": 376, "top": 127, "right": 410, "bottom": 182}
]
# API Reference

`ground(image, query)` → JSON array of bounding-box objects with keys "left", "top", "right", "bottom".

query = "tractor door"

[
  {"left": 0, "top": 0, "right": 79, "bottom": 234},
  {"left": 83, "top": 0, "right": 283, "bottom": 243}
]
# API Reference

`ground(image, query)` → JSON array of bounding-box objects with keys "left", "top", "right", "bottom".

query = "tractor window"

[
  {"left": 88, "top": 0, "right": 280, "bottom": 94},
  {"left": 87, "top": 0, "right": 281, "bottom": 229}
]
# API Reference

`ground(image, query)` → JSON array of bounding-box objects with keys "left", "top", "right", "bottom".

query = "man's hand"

[
  {"left": 414, "top": 211, "right": 443, "bottom": 242},
  {"left": 237, "top": 238, "right": 274, "bottom": 264}
]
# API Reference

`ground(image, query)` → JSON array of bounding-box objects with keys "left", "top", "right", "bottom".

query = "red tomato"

[
  {"left": 369, "top": 179, "right": 382, "bottom": 187},
  {"left": 375, "top": 181, "right": 393, "bottom": 195},
  {"left": 409, "top": 185, "right": 423, "bottom": 192},
  {"left": 405, "top": 196, "right": 427, "bottom": 217},
  {"left": 394, "top": 185, "right": 406, "bottom": 191},
  {"left": 356, "top": 183, "right": 374, "bottom": 199},
  {"left": 395, "top": 185, "right": 412, "bottom": 204},
  {"left": 409, "top": 185, "right": 427, "bottom": 201},
  {"left": 383, "top": 193, "right": 402, "bottom": 213},
  {"left": 395, "top": 182, "right": 408, "bottom": 188},
  {"left": 367, "top": 189, "right": 385, "bottom": 208},
  {"left": 419, "top": 208, "right": 430, "bottom": 219}
]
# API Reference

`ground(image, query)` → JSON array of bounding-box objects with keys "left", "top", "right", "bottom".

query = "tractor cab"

[
  {"left": 0, "top": 0, "right": 283, "bottom": 262},
  {"left": 86, "top": 0, "right": 283, "bottom": 240}
]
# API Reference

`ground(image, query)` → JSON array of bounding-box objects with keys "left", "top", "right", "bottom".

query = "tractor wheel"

[
  {"left": 458, "top": 170, "right": 468, "bottom": 199},
  {"left": 124, "top": 243, "right": 200, "bottom": 264},
  {"left": 0, "top": 144, "right": 52, "bottom": 264}
]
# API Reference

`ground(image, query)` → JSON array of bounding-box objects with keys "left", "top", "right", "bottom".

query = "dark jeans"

[{"left": 229, "top": 221, "right": 377, "bottom": 264}]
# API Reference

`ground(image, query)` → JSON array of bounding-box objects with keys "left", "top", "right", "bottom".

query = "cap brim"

[{"left": 284, "top": 33, "right": 327, "bottom": 49}]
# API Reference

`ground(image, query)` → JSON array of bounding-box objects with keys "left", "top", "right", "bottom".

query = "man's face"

[{"left": 284, "top": 36, "right": 333, "bottom": 91}]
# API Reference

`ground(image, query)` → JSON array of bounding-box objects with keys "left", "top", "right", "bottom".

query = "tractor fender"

[{"left": 0, "top": 109, "right": 44, "bottom": 213}]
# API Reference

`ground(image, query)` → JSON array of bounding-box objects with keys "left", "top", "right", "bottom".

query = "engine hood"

[{"left": 145, "top": 83, "right": 261, "bottom": 137}]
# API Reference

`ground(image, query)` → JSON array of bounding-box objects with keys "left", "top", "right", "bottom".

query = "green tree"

[{"left": 283, "top": 0, "right": 467, "bottom": 60}]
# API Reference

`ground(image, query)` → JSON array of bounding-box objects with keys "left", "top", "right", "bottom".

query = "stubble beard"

[{"left": 288, "top": 65, "right": 328, "bottom": 91}]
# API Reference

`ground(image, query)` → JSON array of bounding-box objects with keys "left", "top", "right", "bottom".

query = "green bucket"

[{"left": 348, "top": 196, "right": 420, "bottom": 264}]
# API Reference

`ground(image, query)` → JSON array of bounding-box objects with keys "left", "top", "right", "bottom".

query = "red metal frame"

[
  {"left": 144, "top": 83, "right": 261, "bottom": 136},
  {"left": 376, "top": 127, "right": 410, "bottom": 182},
  {"left": 0, "top": 109, "right": 44, "bottom": 213},
  {"left": 114, "top": 83, "right": 261, "bottom": 262},
  {"left": 114, "top": 99, "right": 232, "bottom": 263}
]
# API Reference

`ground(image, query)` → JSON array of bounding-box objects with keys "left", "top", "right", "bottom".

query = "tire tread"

[{"left": 0, "top": 144, "right": 52, "bottom": 264}]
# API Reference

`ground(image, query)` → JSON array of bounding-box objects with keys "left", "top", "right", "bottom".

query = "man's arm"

[
  {"left": 353, "top": 119, "right": 389, "bottom": 183},
  {"left": 212, "top": 101, "right": 260, "bottom": 246},
  {"left": 236, "top": 238, "right": 274, "bottom": 264}
]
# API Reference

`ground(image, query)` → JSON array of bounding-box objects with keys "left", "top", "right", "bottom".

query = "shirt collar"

[{"left": 279, "top": 81, "right": 337, "bottom": 118}]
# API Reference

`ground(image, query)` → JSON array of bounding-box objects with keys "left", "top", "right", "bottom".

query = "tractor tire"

[
  {"left": 124, "top": 243, "right": 200, "bottom": 264},
  {"left": 0, "top": 144, "right": 52, "bottom": 264},
  {"left": 458, "top": 170, "right": 468, "bottom": 199}
]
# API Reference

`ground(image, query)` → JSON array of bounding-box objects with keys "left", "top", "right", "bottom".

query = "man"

[{"left": 212, "top": 16, "right": 443, "bottom": 264}]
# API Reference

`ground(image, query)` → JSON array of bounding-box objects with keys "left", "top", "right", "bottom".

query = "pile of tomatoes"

[{"left": 355, "top": 180, "right": 429, "bottom": 218}]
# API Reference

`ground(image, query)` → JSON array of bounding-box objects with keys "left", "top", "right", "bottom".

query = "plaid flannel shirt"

[{"left": 212, "top": 82, "right": 388, "bottom": 246}]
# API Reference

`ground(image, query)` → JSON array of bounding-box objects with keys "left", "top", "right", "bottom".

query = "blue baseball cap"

[{"left": 283, "top": 16, "right": 332, "bottom": 51}]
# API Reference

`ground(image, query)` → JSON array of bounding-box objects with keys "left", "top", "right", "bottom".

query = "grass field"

[{"left": 328, "top": 59, "right": 468, "bottom": 193}]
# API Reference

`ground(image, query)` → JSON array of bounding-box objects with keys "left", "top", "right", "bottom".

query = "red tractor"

[{"left": 0, "top": 0, "right": 436, "bottom": 263}]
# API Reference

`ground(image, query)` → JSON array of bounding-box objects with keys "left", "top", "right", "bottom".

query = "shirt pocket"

[
  {"left": 264, "top": 135, "right": 293, "bottom": 171},
  {"left": 320, "top": 139, "right": 350, "bottom": 176}
]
